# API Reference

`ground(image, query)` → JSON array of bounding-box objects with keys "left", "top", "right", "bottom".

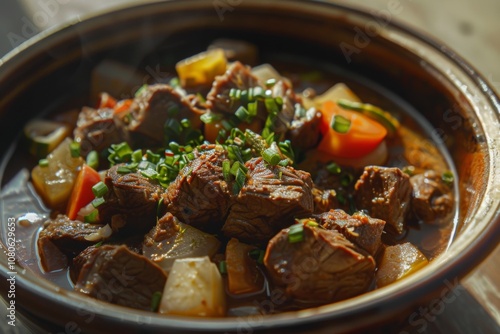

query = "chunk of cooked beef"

[
  {"left": 286, "top": 106, "right": 322, "bottom": 150},
  {"left": 311, "top": 187, "right": 338, "bottom": 213},
  {"left": 410, "top": 170, "right": 454, "bottom": 224},
  {"left": 312, "top": 162, "right": 359, "bottom": 212},
  {"left": 74, "top": 245, "right": 167, "bottom": 311},
  {"left": 270, "top": 79, "right": 301, "bottom": 136},
  {"left": 74, "top": 107, "right": 126, "bottom": 155},
  {"left": 164, "top": 145, "right": 233, "bottom": 232},
  {"left": 354, "top": 166, "right": 411, "bottom": 235},
  {"left": 264, "top": 222, "right": 375, "bottom": 304},
  {"left": 128, "top": 84, "right": 201, "bottom": 146},
  {"left": 97, "top": 164, "right": 164, "bottom": 233},
  {"left": 144, "top": 212, "right": 181, "bottom": 244},
  {"left": 206, "top": 61, "right": 262, "bottom": 115},
  {"left": 315, "top": 209, "right": 385, "bottom": 256},
  {"left": 223, "top": 157, "right": 314, "bottom": 244},
  {"left": 37, "top": 215, "right": 106, "bottom": 272}
]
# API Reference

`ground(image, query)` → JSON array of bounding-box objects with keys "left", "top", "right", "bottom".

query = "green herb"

[
  {"left": 70, "top": 141, "right": 81, "bottom": 158},
  {"left": 222, "top": 159, "right": 231, "bottom": 181},
  {"left": 442, "top": 171, "right": 454, "bottom": 186},
  {"left": 108, "top": 142, "right": 133, "bottom": 165},
  {"left": 288, "top": 223, "right": 304, "bottom": 243},
  {"left": 39, "top": 159, "right": 49, "bottom": 167},
  {"left": 92, "top": 197, "right": 105, "bottom": 208},
  {"left": 134, "top": 84, "right": 148, "bottom": 97},
  {"left": 402, "top": 166, "right": 415, "bottom": 176},
  {"left": 150, "top": 291, "right": 162, "bottom": 312},
  {"left": 92, "top": 181, "right": 108, "bottom": 198},
  {"left": 84, "top": 209, "right": 99, "bottom": 223},
  {"left": 218, "top": 260, "right": 227, "bottom": 274},
  {"left": 340, "top": 173, "right": 354, "bottom": 187},
  {"left": 337, "top": 99, "right": 399, "bottom": 134},
  {"left": 249, "top": 249, "right": 265, "bottom": 264},
  {"left": 86, "top": 150, "right": 99, "bottom": 169},
  {"left": 331, "top": 115, "right": 351, "bottom": 134},
  {"left": 326, "top": 162, "right": 341, "bottom": 174},
  {"left": 262, "top": 146, "right": 281, "bottom": 166}
]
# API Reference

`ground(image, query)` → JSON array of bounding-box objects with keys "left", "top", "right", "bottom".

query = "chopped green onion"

[
  {"left": 262, "top": 147, "right": 281, "bottom": 166},
  {"left": 92, "top": 181, "right": 108, "bottom": 198},
  {"left": 39, "top": 159, "right": 49, "bottom": 167},
  {"left": 117, "top": 166, "right": 133, "bottom": 174},
  {"left": 150, "top": 291, "right": 162, "bottom": 312},
  {"left": 306, "top": 220, "right": 319, "bottom": 228},
  {"left": 167, "top": 105, "right": 180, "bottom": 117},
  {"left": 288, "top": 223, "right": 304, "bottom": 243},
  {"left": 340, "top": 173, "right": 354, "bottom": 187},
  {"left": 326, "top": 162, "right": 341, "bottom": 174},
  {"left": 134, "top": 84, "right": 148, "bottom": 97},
  {"left": 169, "top": 77, "right": 180, "bottom": 88},
  {"left": 235, "top": 106, "right": 252, "bottom": 123},
  {"left": 92, "top": 197, "right": 105, "bottom": 208},
  {"left": 146, "top": 150, "right": 160, "bottom": 164},
  {"left": 200, "top": 112, "right": 220, "bottom": 124},
  {"left": 94, "top": 241, "right": 103, "bottom": 247},
  {"left": 222, "top": 159, "right": 231, "bottom": 181},
  {"left": 249, "top": 249, "right": 265, "bottom": 264},
  {"left": 132, "top": 149, "right": 143, "bottom": 163},
  {"left": 84, "top": 209, "right": 99, "bottom": 223},
  {"left": 218, "top": 260, "right": 227, "bottom": 274},
  {"left": 70, "top": 141, "right": 81, "bottom": 158},
  {"left": 235, "top": 168, "right": 246, "bottom": 190},
  {"left": 86, "top": 150, "right": 99, "bottom": 169},
  {"left": 137, "top": 160, "right": 156, "bottom": 171},
  {"left": 230, "top": 161, "right": 241, "bottom": 177},
  {"left": 331, "top": 115, "right": 351, "bottom": 134},
  {"left": 180, "top": 118, "right": 191, "bottom": 128},
  {"left": 442, "top": 171, "right": 454, "bottom": 186},
  {"left": 337, "top": 99, "right": 399, "bottom": 134},
  {"left": 141, "top": 168, "right": 159, "bottom": 180}
]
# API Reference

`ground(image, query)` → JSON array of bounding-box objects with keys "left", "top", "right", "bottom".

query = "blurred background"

[{"left": 0, "top": 0, "right": 499, "bottom": 333}]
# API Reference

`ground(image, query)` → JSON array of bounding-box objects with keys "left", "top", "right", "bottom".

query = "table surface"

[{"left": 0, "top": 0, "right": 499, "bottom": 333}]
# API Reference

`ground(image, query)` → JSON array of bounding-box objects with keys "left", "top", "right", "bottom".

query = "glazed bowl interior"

[{"left": 0, "top": 0, "right": 499, "bottom": 333}]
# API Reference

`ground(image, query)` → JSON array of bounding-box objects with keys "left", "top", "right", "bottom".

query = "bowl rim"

[{"left": 1, "top": 0, "right": 499, "bottom": 332}]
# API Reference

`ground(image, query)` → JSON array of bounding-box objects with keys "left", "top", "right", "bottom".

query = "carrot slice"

[{"left": 66, "top": 164, "right": 102, "bottom": 220}]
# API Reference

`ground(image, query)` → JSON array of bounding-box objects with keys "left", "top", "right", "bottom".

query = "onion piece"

[{"left": 84, "top": 224, "right": 112, "bottom": 241}]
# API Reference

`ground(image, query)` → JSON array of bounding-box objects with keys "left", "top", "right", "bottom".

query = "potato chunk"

[
  {"left": 376, "top": 242, "right": 428, "bottom": 287},
  {"left": 176, "top": 49, "right": 227, "bottom": 88},
  {"left": 159, "top": 257, "right": 225, "bottom": 317}
]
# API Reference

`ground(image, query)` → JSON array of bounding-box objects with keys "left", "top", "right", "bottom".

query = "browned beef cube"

[
  {"left": 206, "top": 61, "right": 261, "bottom": 115},
  {"left": 286, "top": 106, "right": 322, "bottom": 150},
  {"left": 264, "top": 221, "right": 375, "bottom": 304},
  {"left": 98, "top": 164, "right": 164, "bottom": 233},
  {"left": 128, "top": 84, "right": 201, "bottom": 145},
  {"left": 410, "top": 170, "right": 454, "bottom": 224},
  {"left": 37, "top": 215, "right": 105, "bottom": 272},
  {"left": 354, "top": 166, "right": 411, "bottom": 235},
  {"left": 74, "top": 245, "right": 167, "bottom": 311},
  {"left": 164, "top": 145, "right": 233, "bottom": 232},
  {"left": 222, "top": 158, "right": 314, "bottom": 244},
  {"left": 311, "top": 187, "right": 338, "bottom": 213},
  {"left": 74, "top": 107, "right": 126, "bottom": 155},
  {"left": 316, "top": 209, "right": 385, "bottom": 256}
]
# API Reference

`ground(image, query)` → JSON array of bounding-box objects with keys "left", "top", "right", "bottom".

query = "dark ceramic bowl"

[{"left": 0, "top": 1, "right": 499, "bottom": 333}]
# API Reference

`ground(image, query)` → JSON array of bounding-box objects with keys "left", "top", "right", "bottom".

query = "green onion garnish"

[
  {"left": 92, "top": 181, "right": 108, "bottom": 198},
  {"left": 222, "top": 159, "right": 231, "bottom": 181},
  {"left": 70, "top": 141, "right": 80, "bottom": 158},
  {"left": 288, "top": 223, "right": 304, "bottom": 243},
  {"left": 340, "top": 173, "right": 354, "bottom": 187},
  {"left": 86, "top": 150, "right": 99, "bottom": 169},
  {"left": 262, "top": 147, "right": 281, "bottom": 166},
  {"left": 265, "top": 78, "right": 277, "bottom": 88},
  {"left": 331, "top": 115, "right": 351, "bottom": 134},
  {"left": 218, "top": 260, "right": 227, "bottom": 274},
  {"left": 248, "top": 249, "right": 265, "bottom": 264},
  {"left": 200, "top": 112, "right": 220, "bottom": 124},
  {"left": 117, "top": 166, "right": 133, "bottom": 174},
  {"left": 39, "top": 159, "right": 49, "bottom": 167},
  {"left": 150, "top": 291, "right": 162, "bottom": 312},
  {"left": 134, "top": 84, "right": 148, "bottom": 97},
  {"left": 132, "top": 149, "right": 143, "bottom": 163},
  {"left": 84, "top": 209, "right": 99, "bottom": 223},
  {"left": 92, "top": 197, "right": 105, "bottom": 208},
  {"left": 326, "top": 162, "right": 341, "bottom": 174},
  {"left": 442, "top": 171, "right": 454, "bottom": 186}
]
